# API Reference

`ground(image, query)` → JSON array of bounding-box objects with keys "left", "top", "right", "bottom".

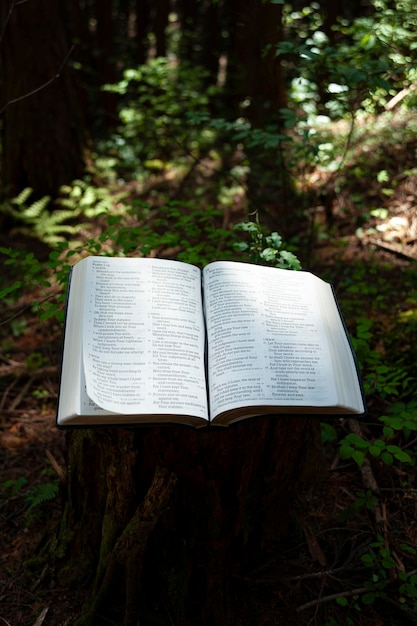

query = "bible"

[{"left": 56, "top": 256, "right": 365, "bottom": 428}]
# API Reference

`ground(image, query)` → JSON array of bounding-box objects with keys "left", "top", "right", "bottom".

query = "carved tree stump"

[{"left": 53, "top": 416, "right": 323, "bottom": 626}]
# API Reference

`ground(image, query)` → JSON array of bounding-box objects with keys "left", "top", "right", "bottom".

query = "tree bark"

[
  {"left": 153, "top": 0, "right": 170, "bottom": 57},
  {"left": 0, "top": 0, "right": 88, "bottom": 199},
  {"left": 225, "top": 0, "right": 286, "bottom": 123},
  {"left": 52, "top": 416, "right": 323, "bottom": 625},
  {"left": 95, "top": 1, "right": 118, "bottom": 126},
  {"left": 223, "top": 0, "right": 294, "bottom": 229},
  {"left": 135, "top": 0, "right": 151, "bottom": 65}
]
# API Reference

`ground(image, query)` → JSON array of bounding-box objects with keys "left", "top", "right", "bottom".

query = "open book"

[{"left": 56, "top": 257, "right": 365, "bottom": 428}]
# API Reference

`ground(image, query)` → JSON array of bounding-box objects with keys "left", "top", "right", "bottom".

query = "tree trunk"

[
  {"left": 96, "top": 1, "right": 118, "bottom": 126},
  {"left": 52, "top": 416, "right": 323, "bottom": 625},
  {"left": 153, "top": 0, "right": 170, "bottom": 57},
  {"left": 223, "top": 0, "right": 294, "bottom": 230},
  {"left": 135, "top": 0, "right": 151, "bottom": 65},
  {"left": 0, "top": 0, "right": 88, "bottom": 199},
  {"left": 225, "top": 0, "right": 286, "bottom": 123}
]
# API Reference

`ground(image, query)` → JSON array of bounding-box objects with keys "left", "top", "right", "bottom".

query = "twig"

[
  {"left": 0, "top": 290, "right": 61, "bottom": 327},
  {"left": 8, "top": 377, "right": 33, "bottom": 411},
  {"left": 296, "top": 586, "right": 370, "bottom": 612},
  {"left": 240, "top": 564, "right": 349, "bottom": 585},
  {"left": 0, "top": 374, "right": 21, "bottom": 412},
  {"left": 46, "top": 449, "right": 67, "bottom": 486},
  {"left": 0, "top": 0, "right": 16, "bottom": 47},
  {"left": 0, "top": 45, "right": 74, "bottom": 116},
  {"left": 284, "top": 565, "right": 348, "bottom": 582},
  {"left": 367, "top": 237, "right": 417, "bottom": 262},
  {"left": 385, "top": 84, "right": 417, "bottom": 111},
  {"left": 33, "top": 607, "right": 49, "bottom": 626},
  {"left": 297, "top": 567, "right": 417, "bottom": 613}
]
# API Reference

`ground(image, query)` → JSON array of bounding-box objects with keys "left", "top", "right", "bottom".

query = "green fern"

[
  {"left": 6, "top": 188, "right": 83, "bottom": 245},
  {"left": 59, "top": 179, "right": 119, "bottom": 217},
  {"left": 25, "top": 482, "right": 59, "bottom": 511},
  {"left": 12, "top": 192, "right": 51, "bottom": 220},
  {"left": 12, "top": 187, "right": 34, "bottom": 205}
]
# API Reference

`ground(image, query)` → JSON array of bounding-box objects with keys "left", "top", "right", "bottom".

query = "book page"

[
  {"left": 82, "top": 257, "right": 208, "bottom": 419},
  {"left": 203, "top": 261, "right": 338, "bottom": 418}
]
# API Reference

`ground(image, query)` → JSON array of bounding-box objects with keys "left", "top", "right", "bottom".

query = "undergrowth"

[{"left": 1, "top": 185, "right": 417, "bottom": 623}]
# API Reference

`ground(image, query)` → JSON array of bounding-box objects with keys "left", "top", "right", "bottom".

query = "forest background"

[{"left": 1, "top": 0, "right": 417, "bottom": 625}]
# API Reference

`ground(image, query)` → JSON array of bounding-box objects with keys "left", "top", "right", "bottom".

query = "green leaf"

[
  {"left": 233, "top": 242, "right": 249, "bottom": 252},
  {"left": 339, "top": 443, "right": 353, "bottom": 459},
  {"left": 25, "top": 482, "right": 59, "bottom": 511},
  {"left": 382, "top": 555, "right": 395, "bottom": 569},
  {"left": 321, "top": 422, "right": 337, "bottom": 443},
  {"left": 383, "top": 426, "right": 394, "bottom": 438},
  {"left": 352, "top": 450, "right": 366, "bottom": 467},
  {"left": 279, "top": 251, "right": 302, "bottom": 270},
  {"left": 0, "top": 281, "right": 23, "bottom": 298},
  {"left": 362, "top": 553, "right": 375, "bottom": 566},
  {"left": 381, "top": 452, "right": 393, "bottom": 465},
  {"left": 269, "top": 231, "right": 282, "bottom": 248},
  {"left": 260, "top": 248, "right": 278, "bottom": 262},
  {"left": 384, "top": 416, "right": 404, "bottom": 430},
  {"left": 362, "top": 592, "right": 376, "bottom": 604},
  {"left": 386, "top": 444, "right": 402, "bottom": 454},
  {"left": 393, "top": 450, "right": 413, "bottom": 464},
  {"left": 369, "top": 445, "right": 381, "bottom": 457}
]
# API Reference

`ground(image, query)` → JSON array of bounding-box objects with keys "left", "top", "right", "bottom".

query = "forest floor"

[{"left": 1, "top": 121, "right": 417, "bottom": 625}]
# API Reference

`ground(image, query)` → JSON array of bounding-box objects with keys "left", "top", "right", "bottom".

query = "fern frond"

[
  {"left": 22, "top": 196, "right": 52, "bottom": 219},
  {"left": 12, "top": 187, "right": 33, "bottom": 205},
  {"left": 25, "top": 482, "right": 59, "bottom": 510}
]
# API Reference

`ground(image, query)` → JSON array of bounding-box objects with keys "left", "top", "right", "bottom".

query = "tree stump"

[{"left": 53, "top": 416, "right": 323, "bottom": 626}]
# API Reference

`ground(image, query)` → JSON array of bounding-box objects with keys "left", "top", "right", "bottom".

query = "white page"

[
  {"left": 203, "top": 262, "right": 338, "bottom": 418},
  {"left": 82, "top": 257, "right": 208, "bottom": 419}
]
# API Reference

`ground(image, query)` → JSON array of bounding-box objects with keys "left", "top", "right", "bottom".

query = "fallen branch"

[
  {"left": 385, "top": 84, "right": 417, "bottom": 111},
  {"left": 297, "top": 567, "right": 417, "bottom": 613},
  {"left": 297, "top": 586, "right": 369, "bottom": 612},
  {"left": 46, "top": 449, "right": 67, "bottom": 486},
  {"left": 33, "top": 607, "right": 49, "bottom": 626},
  {"left": 367, "top": 237, "right": 417, "bottom": 262}
]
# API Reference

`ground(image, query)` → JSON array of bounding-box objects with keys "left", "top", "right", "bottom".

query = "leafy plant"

[
  {"left": 280, "top": 0, "right": 417, "bottom": 119},
  {"left": 25, "top": 481, "right": 59, "bottom": 513},
  {"left": 103, "top": 57, "right": 218, "bottom": 170},
  {"left": 1, "top": 476, "right": 28, "bottom": 497},
  {"left": 59, "top": 179, "right": 118, "bottom": 218},
  {"left": 4, "top": 188, "right": 82, "bottom": 245},
  {"left": 350, "top": 317, "right": 412, "bottom": 398},
  {"left": 339, "top": 431, "right": 413, "bottom": 468},
  {"left": 233, "top": 220, "right": 302, "bottom": 270},
  {"left": 1, "top": 473, "right": 58, "bottom": 524}
]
